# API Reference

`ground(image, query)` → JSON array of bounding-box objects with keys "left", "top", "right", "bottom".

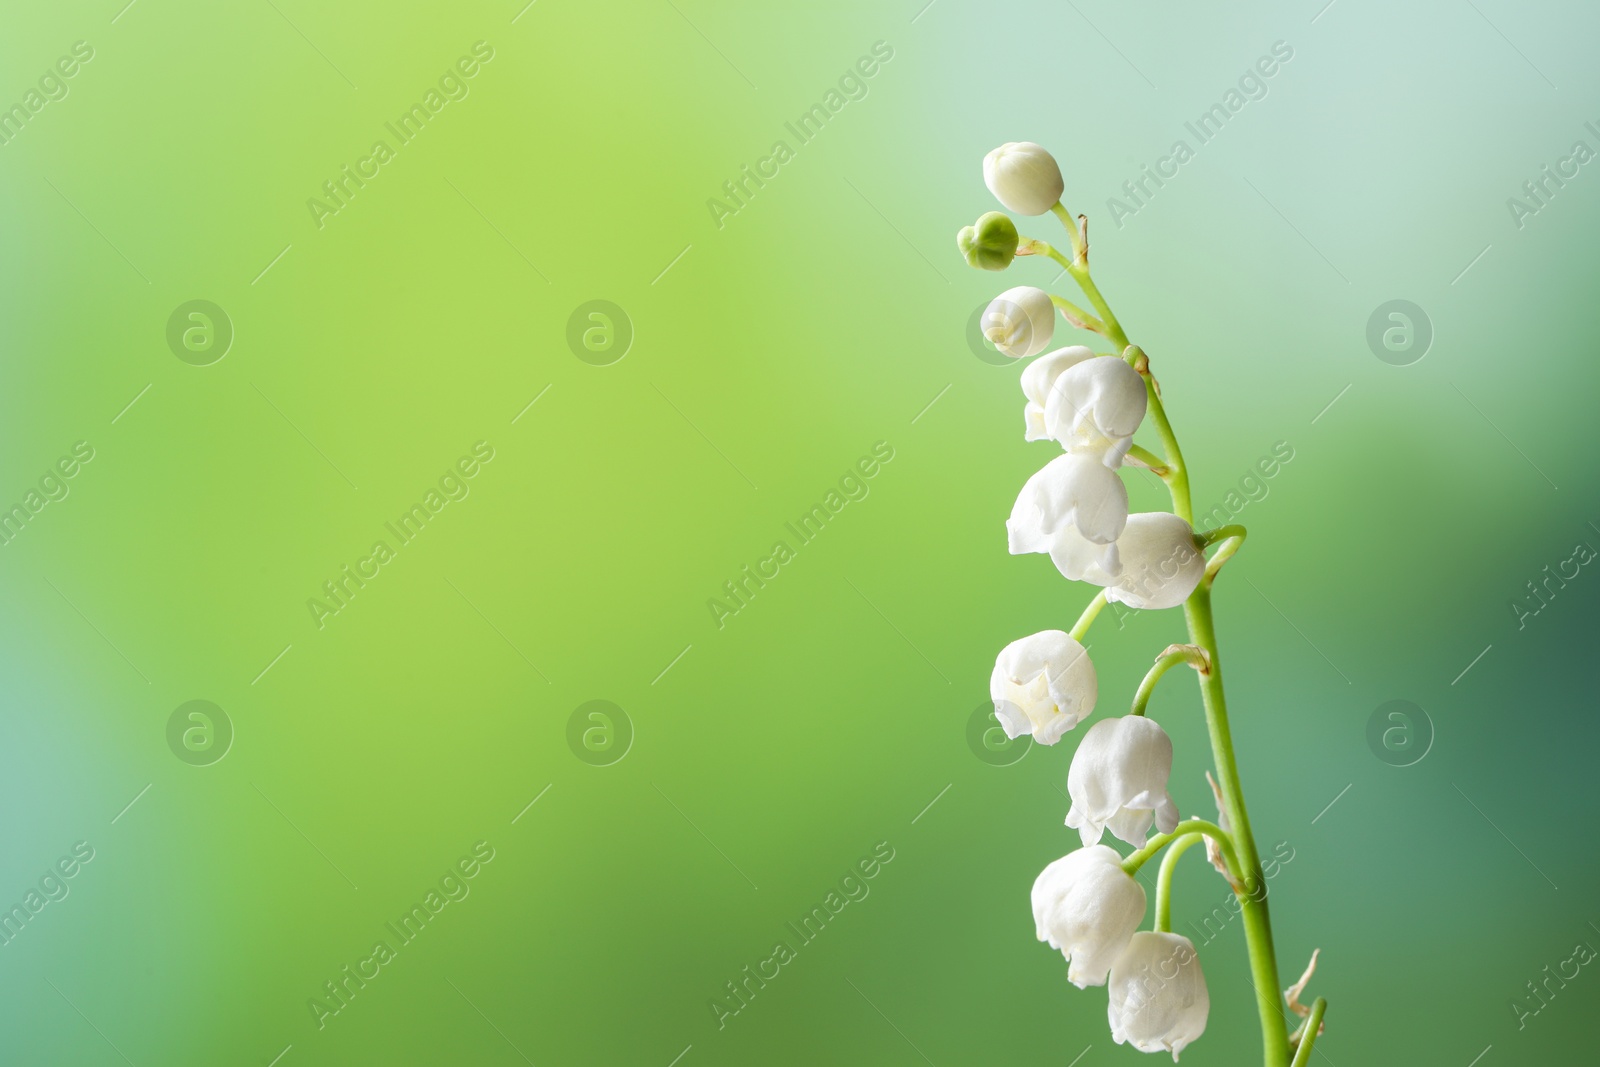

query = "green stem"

[
  {"left": 1044, "top": 206, "right": 1129, "bottom": 349},
  {"left": 1155, "top": 833, "right": 1205, "bottom": 932},
  {"left": 1020, "top": 239, "right": 1111, "bottom": 340},
  {"left": 1201, "top": 526, "right": 1249, "bottom": 589},
  {"left": 1289, "top": 999, "right": 1328, "bottom": 1067},
  {"left": 1126, "top": 443, "right": 1170, "bottom": 476},
  {"left": 1046, "top": 293, "right": 1108, "bottom": 337},
  {"left": 1070, "top": 264, "right": 1294, "bottom": 1065},
  {"left": 1048, "top": 202, "right": 1085, "bottom": 263},
  {"left": 1199, "top": 524, "right": 1247, "bottom": 548},
  {"left": 1067, "top": 266, "right": 1128, "bottom": 349},
  {"left": 1068, "top": 590, "right": 1107, "bottom": 642},
  {"left": 1130, "top": 644, "right": 1210, "bottom": 716},
  {"left": 1185, "top": 586, "right": 1290, "bottom": 1066},
  {"left": 1019, "top": 236, "right": 1070, "bottom": 270},
  {"left": 1127, "top": 347, "right": 1193, "bottom": 525},
  {"left": 1120, "top": 819, "right": 1237, "bottom": 880}
]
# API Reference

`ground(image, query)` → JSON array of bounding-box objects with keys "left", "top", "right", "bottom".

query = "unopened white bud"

[
  {"left": 983, "top": 141, "right": 1065, "bottom": 216},
  {"left": 982, "top": 286, "right": 1054, "bottom": 358}
]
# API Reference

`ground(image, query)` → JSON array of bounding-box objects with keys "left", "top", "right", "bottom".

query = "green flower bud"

[{"left": 957, "top": 211, "right": 1019, "bottom": 271}]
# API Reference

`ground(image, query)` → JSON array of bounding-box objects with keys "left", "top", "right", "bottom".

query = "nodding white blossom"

[
  {"left": 1044, "top": 526, "right": 1121, "bottom": 583},
  {"left": 1032, "top": 845, "right": 1146, "bottom": 988},
  {"left": 984, "top": 141, "right": 1065, "bottom": 216},
  {"left": 1021, "top": 346, "right": 1095, "bottom": 441},
  {"left": 990, "top": 630, "right": 1097, "bottom": 745},
  {"left": 1108, "top": 931, "right": 1210, "bottom": 1061},
  {"left": 1044, "top": 355, "right": 1148, "bottom": 467},
  {"left": 1008, "top": 454, "right": 1128, "bottom": 575},
  {"left": 983, "top": 286, "right": 1055, "bottom": 358},
  {"left": 1077, "top": 513, "right": 1204, "bottom": 610},
  {"left": 1066, "top": 715, "right": 1180, "bottom": 848}
]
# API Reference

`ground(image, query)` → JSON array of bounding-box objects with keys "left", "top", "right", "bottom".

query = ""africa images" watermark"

[
  {"left": 1109, "top": 440, "right": 1294, "bottom": 630},
  {"left": 707, "top": 441, "right": 895, "bottom": 629},
  {"left": 0, "top": 841, "right": 95, "bottom": 949},
  {"left": 307, "top": 441, "right": 496, "bottom": 629},
  {"left": 1510, "top": 526, "right": 1596, "bottom": 630},
  {"left": 1506, "top": 120, "right": 1600, "bottom": 230},
  {"left": 706, "top": 41, "right": 895, "bottom": 230},
  {"left": 1511, "top": 925, "right": 1599, "bottom": 1029},
  {"left": 1104, "top": 41, "right": 1294, "bottom": 228},
  {"left": 0, "top": 440, "right": 96, "bottom": 548},
  {"left": 709, "top": 841, "right": 895, "bottom": 1029},
  {"left": 0, "top": 40, "right": 95, "bottom": 147},
  {"left": 307, "top": 840, "right": 496, "bottom": 1029},
  {"left": 306, "top": 42, "right": 496, "bottom": 230}
]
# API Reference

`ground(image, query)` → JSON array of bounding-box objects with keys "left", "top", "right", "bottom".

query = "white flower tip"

[
  {"left": 1065, "top": 966, "right": 1100, "bottom": 991},
  {"left": 1066, "top": 808, "right": 1103, "bottom": 847},
  {"left": 992, "top": 699, "right": 1027, "bottom": 739}
]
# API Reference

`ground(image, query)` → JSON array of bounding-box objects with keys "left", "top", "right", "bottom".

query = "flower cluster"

[{"left": 967, "top": 142, "right": 1235, "bottom": 1062}]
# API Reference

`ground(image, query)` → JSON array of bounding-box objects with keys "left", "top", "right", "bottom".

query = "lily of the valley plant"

[{"left": 965, "top": 142, "right": 1327, "bottom": 1065}]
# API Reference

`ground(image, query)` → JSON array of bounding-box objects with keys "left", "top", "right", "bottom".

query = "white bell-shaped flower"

[
  {"left": 1078, "top": 513, "right": 1204, "bottom": 610},
  {"left": 1008, "top": 454, "right": 1128, "bottom": 574},
  {"left": 1066, "top": 715, "right": 1180, "bottom": 848},
  {"left": 1031, "top": 845, "right": 1146, "bottom": 988},
  {"left": 1108, "top": 931, "right": 1210, "bottom": 1060},
  {"left": 1042, "top": 525, "right": 1120, "bottom": 583},
  {"left": 1020, "top": 346, "right": 1094, "bottom": 441},
  {"left": 983, "top": 141, "right": 1065, "bottom": 216},
  {"left": 1044, "top": 355, "right": 1148, "bottom": 467},
  {"left": 982, "top": 286, "right": 1054, "bottom": 358},
  {"left": 989, "top": 630, "right": 1097, "bottom": 745}
]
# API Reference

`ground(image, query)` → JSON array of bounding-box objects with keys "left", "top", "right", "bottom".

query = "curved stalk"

[
  {"left": 1047, "top": 205, "right": 1133, "bottom": 348},
  {"left": 1046, "top": 293, "right": 1108, "bottom": 337},
  {"left": 1126, "top": 443, "right": 1171, "bottom": 476},
  {"left": 1199, "top": 524, "right": 1247, "bottom": 548},
  {"left": 1067, "top": 267, "right": 1127, "bottom": 349},
  {"left": 1127, "top": 347, "right": 1193, "bottom": 525},
  {"left": 1202, "top": 526, "right": 1249, "bottom": 589},
  {"left": 1130, "top": 644, "right": 1210, "bottom": 716},
  {"left": 1120, "top": 819, "right": 1238, "bottom": 882},
  {"left": 1155, "top": 832, "right": 1205, "bottom": 932},
  {"left": 1020, "top": 236, "right": 1073, "bottom": 271},
  {"left": 1289, "top": 999, "right": 1328, "bottom": 1067},
  {"left": 1069, "top": 590, "right": 1107, "bottom": 642},
  {"left": 1048, "top": 202, "right": 1085, "bottom": 263}
]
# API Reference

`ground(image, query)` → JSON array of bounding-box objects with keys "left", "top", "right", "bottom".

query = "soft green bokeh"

[{"left": 1, "top": 1, "right": 1597, "bottom": 1064}]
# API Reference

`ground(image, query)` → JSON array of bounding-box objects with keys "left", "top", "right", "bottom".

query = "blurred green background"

[{"left": 1, "top": 0, "right": 1596, "bottom": 1063}]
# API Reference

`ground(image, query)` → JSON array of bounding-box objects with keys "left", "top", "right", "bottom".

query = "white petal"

[
  {"left": 1101, "top": 513, "right": 1206, "bottom": 610},
  {"left": 1032, "top": 846, "right": 1146, "bottom": 988},
  {"left": 1066, "top": 716, "right": 1176, "bottom": 848},
  {"left": 990, "top": 631, "right": 1098, "bottom": 742},
  {"left": 1048, "top": 526, "right": 1122, "bottom": 581},
  {"left": 1024, "top": 405, "right": 1049, "bottom": 442},
  {"left": 1011, "top": 453, "right": 1129, "bottom": 551},
  {"left": 1106, "top": 806, "right": 1156, "bottom": 848},
  {"left": 1108, "top": 932, "right": 1210, "bottom": 1058},
  {"left": 1154, "top": 794, "right": 1179, "bottom": 835},
  {"left": 1045, "top": 356, "right": 1148, "bottom": 463},
  {"left": 1021, "top": 347, "right": 1094, "bottom": 443},
  {"left": 1021, "top": 346, "right": 1096, "bottom": 409},
  {"left": 992, "top": 699, "right": 1029, "bottom": 739},
  {"left": 1065, "top": 803, "right": 1103, "bottom": 847}
]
